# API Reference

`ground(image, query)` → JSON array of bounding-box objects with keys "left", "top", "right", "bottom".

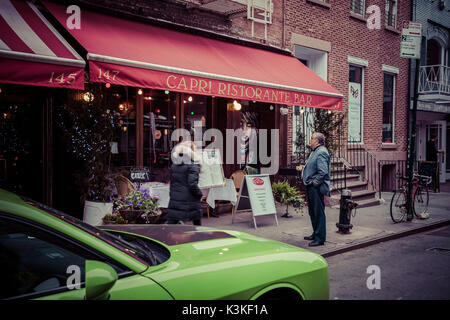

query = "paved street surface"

[{"left": 327, "top": 226, "right": 450, "bottom": 300}]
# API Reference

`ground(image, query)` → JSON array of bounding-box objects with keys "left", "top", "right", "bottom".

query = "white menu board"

[
  {"left": 246, "top": 175, "right": 277, "bottom": 216},
  {"left": 233, "top": 174, "right": 278, "bottom": 229},
  {"left": 198, "top": 149, "right": 225, "bottom": 189}
]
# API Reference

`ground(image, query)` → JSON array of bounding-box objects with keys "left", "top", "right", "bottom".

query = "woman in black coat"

[{"left": 166, "top": 141, "right": 204, "bottom": 225}]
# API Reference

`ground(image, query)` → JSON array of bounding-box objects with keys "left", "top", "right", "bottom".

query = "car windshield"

[{"left": 21, "top": 197, "right": 155, "bottom": 266}]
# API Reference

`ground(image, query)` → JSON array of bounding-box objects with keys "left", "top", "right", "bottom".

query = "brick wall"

[{"left": 284, "top": 0, "right": 411, "bottom": 162}]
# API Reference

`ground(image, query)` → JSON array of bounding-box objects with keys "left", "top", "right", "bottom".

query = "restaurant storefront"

[{"left": 1, "top": 0, "right": 343, "bottom": 218}]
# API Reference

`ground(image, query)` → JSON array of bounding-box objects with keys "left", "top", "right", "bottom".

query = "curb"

[{"left": 320, "top": 219, "right": 450, "bottom": 258}]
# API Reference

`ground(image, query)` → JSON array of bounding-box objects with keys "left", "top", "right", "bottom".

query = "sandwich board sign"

[
  {"left": 400, "top": 21, "right": 422, "bottom": 59},
  {"left": 232, "top": 174, "right": 278, "bottom": 229}
]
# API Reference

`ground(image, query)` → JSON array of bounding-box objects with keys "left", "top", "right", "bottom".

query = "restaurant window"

[
  {"left": 113, "top": 86, "right": 137, "bottom": 167},
  {"left": 385, "top": 0, "right": 397, "bottom": 28},
  {"left": 143, "top": 89, "right": 177, "bottom": 168},
  {"left": 350, "top": 0, "right": 365, "bottom": 16},
  {"left": 348, "top": 65, "right": 363, "bottom": 143},
  {"left": 183, "top": 94, "right": 208, "bottom": 147},
  {"left": 382, "top": 73, "right": 395, "bottom": 143}
]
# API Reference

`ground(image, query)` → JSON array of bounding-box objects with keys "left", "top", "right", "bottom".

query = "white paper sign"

[
  {"left": 198, "top": 149, "right": 225, "bottom": 188},
  {"left": 348, "top": 82, "right": 362, "bottom": 142}
]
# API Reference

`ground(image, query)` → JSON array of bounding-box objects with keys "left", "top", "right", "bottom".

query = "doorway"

[{"left": 426, "top": 121, "right": 447, "bottom": 183}]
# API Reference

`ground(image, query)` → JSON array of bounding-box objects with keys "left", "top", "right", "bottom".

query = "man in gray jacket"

[{"left": 300, "top": 132, "right": 330, "bottom": 247}]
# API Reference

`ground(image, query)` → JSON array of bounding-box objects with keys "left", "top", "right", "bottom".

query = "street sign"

[{"left": 400, "top": 21, "right": 422, "bottom": 59}]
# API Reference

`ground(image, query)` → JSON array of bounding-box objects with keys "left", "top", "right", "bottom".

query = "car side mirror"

[{"left": 85, "top": 260, "right": 118, "bottom": 300}]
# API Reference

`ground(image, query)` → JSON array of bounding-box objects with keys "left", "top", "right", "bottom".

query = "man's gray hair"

[{"left": 313, "top": 132, "right": 325, "bottom": 146}]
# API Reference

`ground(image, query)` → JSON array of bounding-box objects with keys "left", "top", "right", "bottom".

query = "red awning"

[
  {"left": 44, "top": 2, "right": 342, "bottom": 109},
  {"left": 0, "top": 0, "right": 84, "bottom": 89}
]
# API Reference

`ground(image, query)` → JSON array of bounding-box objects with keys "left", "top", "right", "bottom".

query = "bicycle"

[{"left": 390, "top": 173, "right": 432, "bottom": 223}]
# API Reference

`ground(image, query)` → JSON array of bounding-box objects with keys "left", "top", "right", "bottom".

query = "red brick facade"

[{"left": 282, "top": 0, "right": 410, "bottom": 162}]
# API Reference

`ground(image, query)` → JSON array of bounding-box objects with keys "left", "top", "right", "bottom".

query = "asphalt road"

[{"left": 326, "top": 225, "right": 450, "bottom": 300}]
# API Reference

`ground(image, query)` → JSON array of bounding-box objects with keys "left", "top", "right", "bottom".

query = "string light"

[
  {"left": 138, "top": 89, "right": 143, "bottom": 95},
  {"left": 188, "top": 96, "right": 193, "bottom": 102},
  {"left": 233, "top": 100, "right": 242, "bottom": 111}
]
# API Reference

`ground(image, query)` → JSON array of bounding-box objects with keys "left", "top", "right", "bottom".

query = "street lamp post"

[
  {"left": 406, "top": 58, "right": 420, "bottom": 221},
  {"left": 400, "top": 20, "right": 422, "bottom": 221}
]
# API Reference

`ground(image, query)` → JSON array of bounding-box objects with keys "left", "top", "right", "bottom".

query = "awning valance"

[
  {"left": 44, "top": 1, "right": 342, "bottom": 109},
  {"left": 0, "top": 0, "right": 85, "bottom": 89}
]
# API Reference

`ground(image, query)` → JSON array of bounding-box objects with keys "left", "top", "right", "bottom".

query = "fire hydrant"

[{"left": 336, "top": 189, "right": 358, "bottom": 234}]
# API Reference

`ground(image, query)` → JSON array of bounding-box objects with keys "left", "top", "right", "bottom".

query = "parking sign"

[{"left": 400, "top": 21, "right": 422, "bottom": 59}]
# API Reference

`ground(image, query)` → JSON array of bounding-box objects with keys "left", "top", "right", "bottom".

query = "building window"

[
  {"left": 348, "top": 65, "right": 363, "bottom": 142},
  {"left": 385, "top": 0, "right": 398, "bottom": 28},
  {"left": 382, "top": 73, "right": 395, "bottom": 143},
  {"left": 350, "top": 0, "right": 365, "bottom": 16}
]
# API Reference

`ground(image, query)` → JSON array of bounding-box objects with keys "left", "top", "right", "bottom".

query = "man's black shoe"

[
  {"left": 304, "top": 235, "right": 314, "bottom": 241},
  {"left": 281, "top": 213, "right": 293, "bottom": 218},
  {"left": 210, "top": 213, "right": 219, "bottom": 218},
  {"left": 308, "top": 241, "right": 324, "bottom": 247}
]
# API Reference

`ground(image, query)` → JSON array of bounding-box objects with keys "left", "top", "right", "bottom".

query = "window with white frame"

[
  {"left": 350, "top": 0, "right": 365, "bottom": 16},
  {"left": 382, "top": 73, "right": 395, "bottom": 143},
  {"left": 348, "top": 65, "right": 363, "bottom": 143},
  {"left": 385, "top": 0, "right": 398, "bottom": 28}
]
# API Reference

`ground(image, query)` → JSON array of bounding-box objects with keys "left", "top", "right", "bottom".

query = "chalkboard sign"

[
  {"left": 232, "top": 174, "right": 278, "bottom": 229},
  {"left": 130, "top": 167, "right": 151, "bottom": 183},
  {"left": 418, "top": 161, "right": 438, "bottom": 192}
]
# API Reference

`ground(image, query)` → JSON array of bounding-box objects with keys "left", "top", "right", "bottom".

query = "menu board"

[
  {"left": 246, "top": 175, "right": 277, "bottom": 216},
  {"left": 233, "top": 174, "right": 278, "bottom": 229},
  {"left": 198, "top": 149, "right": 225, "bottom": 189}
]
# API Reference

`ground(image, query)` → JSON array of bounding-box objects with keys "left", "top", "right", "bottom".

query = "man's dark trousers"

[{"left": 306, "top": 185, "right": 326, "bottom": 243}]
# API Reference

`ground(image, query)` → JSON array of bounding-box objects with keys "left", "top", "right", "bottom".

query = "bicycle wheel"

[
  {"left": 390, "top": 189, "right": 407, "bottom": 223},
  {"left": 413, "top": 187, "right": 429, "bottom": 218}
]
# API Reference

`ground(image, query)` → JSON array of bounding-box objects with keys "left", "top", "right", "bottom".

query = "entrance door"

[
  {"left": 447, "top": 123, "right": 450, "bottom": 180},
  {"left": 426, "top": 121, "right": 446, "bottom": 183}
]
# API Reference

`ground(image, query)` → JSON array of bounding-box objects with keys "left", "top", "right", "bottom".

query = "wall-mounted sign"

[
  {"left": 348, "top": 82, "right": 362, "bottom": 142},
  {"left": 154, "top": 130, "right": 162, "bottom": 140}
]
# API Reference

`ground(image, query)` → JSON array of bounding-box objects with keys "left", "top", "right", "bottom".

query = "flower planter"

[
  {"left": 119, "top": 209, "right": 145, "bottom": 224},
  {"left": 83, "top": 200, "right": 113, "bottom": 226}
]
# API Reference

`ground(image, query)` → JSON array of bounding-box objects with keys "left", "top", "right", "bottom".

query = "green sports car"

[{"left": 0, "top": 189, "right": 329, "bottom": 300}]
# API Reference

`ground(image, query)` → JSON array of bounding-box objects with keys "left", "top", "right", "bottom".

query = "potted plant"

[
  {"left": 112, "top": 188, "right": 162, "bottom": 224},
  {"left": 55, "top": 85, "right": 122, "bottom": 225},
  {"left": 102, "top": 211, "right": 125, "bottom": 225},
  {"left": 272, "top": 180, "right": 305, "bottom": 218}
]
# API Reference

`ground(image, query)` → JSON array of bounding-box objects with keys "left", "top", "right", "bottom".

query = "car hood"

[
  {"left": 100, "top": 224, "right": 328, "bottom": 300},
  {"left": 100, "top": 224, "right": 235, "bottom": 246}
]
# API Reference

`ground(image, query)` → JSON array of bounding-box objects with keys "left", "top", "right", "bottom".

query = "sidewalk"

[{"left": 200, "top": 191, "right": 450, "bottom": 257}]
